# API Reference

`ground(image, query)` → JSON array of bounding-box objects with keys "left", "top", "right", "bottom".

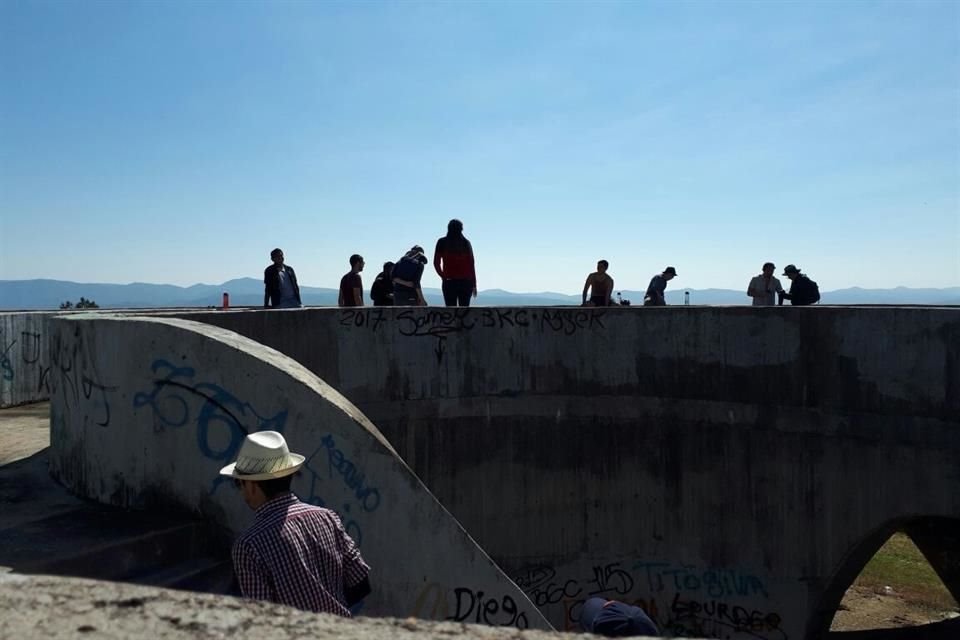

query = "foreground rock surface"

[{"left": 0, "top": 571, "right": 646, "bottom": 640}]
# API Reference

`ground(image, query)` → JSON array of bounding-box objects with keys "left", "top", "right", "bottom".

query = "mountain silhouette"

[{"left": 0, "top": 278, "right": 957, "bottom": 310}]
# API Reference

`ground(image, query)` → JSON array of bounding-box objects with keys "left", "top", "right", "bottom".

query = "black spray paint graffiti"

[
  {"left": 411, "top": 583, "right": 529, "bottom": 629},
  {"left": 514, "top": 560, "right": 786, "bottom": 639},
  {"left": 49, "top": 327, "right": 116, "bottom": 428},
  {"left": 665, "top": 593, "right": 786, "bottom": 640},
  {"left": 339, "top": 307, "right": 607, "bottom": 364},
  {"left": 0, "top": 331, "right": 14, "bottom": 382},
  {"left": 0, "top": 329, "right": 50, "bottom": 394},
  {"left": 133, "top": 359, "right": 288, "bottom": 494},
  {"left": 20, "top": 332, "right": 50, "bottom": 393},
  {"left": 303, "top": 433, "right": 382, "bottom": 547}
]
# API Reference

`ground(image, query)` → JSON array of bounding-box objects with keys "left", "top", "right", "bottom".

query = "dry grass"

[{"left": 853, "top": 533, "right": 958, "bottom": 612}]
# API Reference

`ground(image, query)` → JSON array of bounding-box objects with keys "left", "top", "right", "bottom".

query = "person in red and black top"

[{"left": 433, "top": 219, "right": 477, "bottom": 307}]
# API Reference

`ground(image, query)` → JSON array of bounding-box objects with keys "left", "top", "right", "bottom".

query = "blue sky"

[{"left": 1, "top": 0, "right": 958, "bottom": 293}]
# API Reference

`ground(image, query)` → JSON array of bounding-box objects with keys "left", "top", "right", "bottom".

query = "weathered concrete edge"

[{"left": 0, "top": 570, "right": 635, "bottom": 640}]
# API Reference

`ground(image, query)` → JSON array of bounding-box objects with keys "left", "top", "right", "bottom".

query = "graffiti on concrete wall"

[
  {"left": 0, "top": 327, "right": 51, "bottom": 400},
  {"left": 339, "top": 307, "right": 607, "bottom": 364},
  {"left": 303, "top": 433, "right": 382, "bottom": 547},
  {"left": 133, "top": 359, "right": 288, "bottom": 493},
  {"left": 411, "top": 582, "right": 530, "bottom": 629},
  {"left": 512, "top": 560, "right": 786, "bottom": 639},
  {"left": 49, "top": 326, "right": 115, "bottom": 428}
]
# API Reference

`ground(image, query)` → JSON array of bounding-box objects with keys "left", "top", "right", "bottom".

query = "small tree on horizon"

[{"left": 60, "top": 297, "right": 99, "bottom": 309}]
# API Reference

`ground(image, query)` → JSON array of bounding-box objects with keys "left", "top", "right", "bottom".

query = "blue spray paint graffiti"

[
  {"left": 133, "top": 359, "right": 288, "bottom": 493},
  {"left": 303, "top": 433, "right": 382, "bottom": 546}
]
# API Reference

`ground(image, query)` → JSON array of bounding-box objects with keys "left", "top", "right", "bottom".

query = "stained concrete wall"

[
  {"left": 0, "top": 312, "right": 53, "bottom": 408},
  {"left": 170, "top": 306, "right": 960, "bottom": 639},
  {"left": 47, "top": 314, "right": 551, "bottom": 630}
]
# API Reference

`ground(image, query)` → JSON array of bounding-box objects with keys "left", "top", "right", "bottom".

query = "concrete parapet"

[
  {"left": 47, "top": 314, "right": 550, "bottom": 630},
  {"left": 0, "top": 572, "right": 630, "bottom": 640}
]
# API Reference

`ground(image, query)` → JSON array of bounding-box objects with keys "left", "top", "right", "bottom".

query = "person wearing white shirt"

[{"left": 747, "top": 262, "right": 783, "bottom": 306}]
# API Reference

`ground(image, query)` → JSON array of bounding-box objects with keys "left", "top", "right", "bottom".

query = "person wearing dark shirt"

[
  {"left": 370, "top": 261, "right": 394, "bottom": 306},
  {"left": 779, "top": 264, "right": 820, "bottom": 306},
  {"left": 263, "top": 248, "right": 302, "bottom": 309},
  {"left": 580, "top": 597, "right": 659, "bottom": 637},
  {"left": 643, "top": 266, "right": 677, "bottom": 306},
  {"left": 393, "top": 246, "right": 428, "bottom": 306},
  {"left": 338, "top": 254, "right": 365, "bottom": 307},
  {"left": 582, "top": 260, "right": 614, "bottom": 306},
  {"left": 433, "top": 219, "right": 477, "bottom": 307}
]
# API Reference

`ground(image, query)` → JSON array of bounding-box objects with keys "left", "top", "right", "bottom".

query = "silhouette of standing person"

[{"left": 434, "top": 219, "right": 477, "bottom": 307}]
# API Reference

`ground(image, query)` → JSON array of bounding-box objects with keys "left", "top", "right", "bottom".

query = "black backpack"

[{"left": 806, "top": 277, "right": 821, "bottom": 304}]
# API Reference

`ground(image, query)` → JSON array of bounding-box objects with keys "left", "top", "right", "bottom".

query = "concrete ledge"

[{"left": 0, "top": 572, "right": 621, "bottom": 640}]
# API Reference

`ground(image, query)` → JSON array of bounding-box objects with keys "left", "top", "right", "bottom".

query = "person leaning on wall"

[
  {"left": 392, "top": 245, "right": 429, "bottom": 306},
  {"left": 579, "top": 597, "right": 659, "bottom": 637}
]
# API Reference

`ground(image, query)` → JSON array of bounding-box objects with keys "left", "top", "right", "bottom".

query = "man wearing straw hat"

[{"left": 221, "top": 431, "right": 371, "bottom": 615}]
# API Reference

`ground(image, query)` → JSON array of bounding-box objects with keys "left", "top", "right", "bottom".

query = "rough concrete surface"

[{"left": 0, "top": 571, "right": 612, "bottom": 640}]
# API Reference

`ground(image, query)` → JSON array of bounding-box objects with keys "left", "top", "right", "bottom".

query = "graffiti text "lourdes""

[{"left": 320, "top": 434, "right": 381, "bottom": 512}]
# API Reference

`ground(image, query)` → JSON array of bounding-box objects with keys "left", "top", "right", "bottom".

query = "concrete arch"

[
  {"left": 812, "top": 516, "right": 960, "bottom": 638},
  {"left": 47, "top": 314, "right": 551, "bottom": 630}
]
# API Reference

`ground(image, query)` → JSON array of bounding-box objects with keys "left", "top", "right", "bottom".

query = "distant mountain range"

[{"left": 0, "top": 278, "right": 958, "bottom": 310}]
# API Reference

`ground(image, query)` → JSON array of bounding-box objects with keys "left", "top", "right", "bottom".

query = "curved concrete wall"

[
  {"left": 47, "top": 314, "right": 550, "bottom": 630},
  {"left": 173, "top": 306, "right": 960, "bottom": 639}
]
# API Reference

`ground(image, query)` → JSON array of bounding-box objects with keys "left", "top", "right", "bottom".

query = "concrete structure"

[
  {"left": 0, "top": 312, "right": 52, "bottom": 408},
  {"left": 47, "top": 314, "right": 550, "bottom": 630},
  {"left": 0, "top": 571, "right": 647, "bottom": 640},
  {"left": 21, "top": 305, "right": 960, "bottom": 638},
  {"left": 171, "top": 306, "right": 960, "bottom": 639}
]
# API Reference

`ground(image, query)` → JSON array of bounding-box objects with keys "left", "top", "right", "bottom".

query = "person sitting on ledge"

[{"left": 221, "top": 431, "right": 371, "bottom": 615}]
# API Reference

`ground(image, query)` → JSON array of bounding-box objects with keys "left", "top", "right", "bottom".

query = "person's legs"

[
  {"left": 455, "top": 279, "right": 472, "bottom": 307},
  {"left": 441, "top": 280, "right": 458, "bottom": 307},
  {"left": 394, "top": 285, "right": 418, "bottom": 306}
]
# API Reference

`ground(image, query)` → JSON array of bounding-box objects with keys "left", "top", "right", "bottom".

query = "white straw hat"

[{"left": 219, "top": 431, "right": 305, "bottom": 481}]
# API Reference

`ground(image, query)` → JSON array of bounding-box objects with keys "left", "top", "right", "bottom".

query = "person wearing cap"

[
  {"left": 580, "top": 597, "right": 659, "bottom": 637},
  {"left": 392, "top": 245, "right": 429, "bottom": 306},
  {"left": 779, "top": 264, "right": 821, "bottom": 306},
  {"left": 643, "top": 267, "right": 677, "bottom": 306},
  {"left": 221, "top": 431, "right": 371, "bottom": 616},
  {"left": 746, "top": 262, "right": 784, "bottom": 306}
]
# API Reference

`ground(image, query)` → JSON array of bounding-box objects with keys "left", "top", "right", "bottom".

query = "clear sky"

[{"left": 1, "top": 0, "right": 958, "bottom": 293}]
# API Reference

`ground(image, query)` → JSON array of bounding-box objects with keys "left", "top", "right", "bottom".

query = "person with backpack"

[
  {"left": 779, "top": 264, "right": 820, "bottom": 305},
  {"left": 392, "top": 246, "right": 429, "bottom": 306},
  {"left": 370, "top": 261, "right": 395, "bottom": 306},
  {"left": 433, "top": 219, "right": 478, "bottom": 307}
]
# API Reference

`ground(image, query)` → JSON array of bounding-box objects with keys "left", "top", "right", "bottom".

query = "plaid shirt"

[{"left": 232, "top": 493, "right": 370, "bottom": 615}]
